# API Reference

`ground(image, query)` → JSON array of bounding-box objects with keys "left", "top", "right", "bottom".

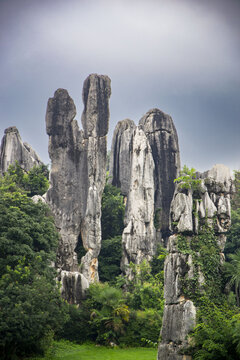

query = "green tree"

[
  {"left": 174, "top": 165, "right": 201, "bottom": 191},
  {"left": 101, "top": 182, "right": 125, "bottom": 240},
  {"left": 99, "top": 181, "right": 125, "bottom": 282},
  {"left": 0, "top": 174, "right": 67, "bottom": 359},
  {"left": 6, "top": 161, "right": 49, "bottom": 197},
  {"left": 224, "top": 250, "right": 240, "bottom": 306},
  {"left": 98, "top": 235, "right": 122, "bottom": 282},
  {"left": 190, "top": 297, "right": 240, "bottom": 360}
]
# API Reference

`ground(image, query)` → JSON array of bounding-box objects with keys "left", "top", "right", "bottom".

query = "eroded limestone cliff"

[
  {"left": 121, "top": 127, "right": 156, "bottom": 278},
  {"left": 139, "top": 108, "right": 181, "bottom": 240},
  {"left": 158, "top": 164, "right": 233, "bottom": 360},
  {"left": 46, "top": 74, "right": 111, "bottom": 303}
]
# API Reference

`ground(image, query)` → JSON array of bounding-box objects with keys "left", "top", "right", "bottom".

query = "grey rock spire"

[
  {"left": 45, "top": 74, "right": 111, "bottom": 302},
  {"left": 139, "top": 108, "right": 181, "bottom": 240},
  {"left": 0, "top": 126, "right": 42, "bottom": 175},
  {"left": 121, "top": 127, "right": 156, "bottom": 278},
  {"left": 109, "top": 118, "right": 136, "bottom": 196}
]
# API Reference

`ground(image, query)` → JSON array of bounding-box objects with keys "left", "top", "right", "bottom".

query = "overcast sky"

[{"left": 0, "top": 0, "right": 239, "bottom": 172}]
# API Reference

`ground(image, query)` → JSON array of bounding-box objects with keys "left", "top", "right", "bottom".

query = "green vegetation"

[
  {"left": 28, "top": 341, "right": 157, "bottom": 360},
  {"left": 174, "top": 165, "right": 201, "bottom": 191},
  {"left": 0, "top": 166, "right": 68, "bottom": 360},
  {"left": 177, "top": 224, "right": 223, "bottom": 304},
  {"left": 59, "top": 259, "right": 165, "bottom": 347},
  {"left": 6, "top": 161, "right": 49, "bottom": 196},
  {"left": 99, "top": 181, "right": 125, "bottom": 282},
  {"left": 189, "top": 298, "right": 240, "bottom": 359},
  {"left": 173, "top": 167, "right": 240, "bottom": 359},
  {"left": 2, "top": 159, "right": 240, "bottom": 360}
]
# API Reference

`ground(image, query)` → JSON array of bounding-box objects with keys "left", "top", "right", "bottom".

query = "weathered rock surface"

[
  {"left": 0, "top": 126, "right": 42, "bottom": 175},
  {"left": 158, "top": 164, "right": 233, "bottom": 360},
  {"left": 109, "top": 119, "right": 136, "bottom": 196},
  {"left": 60, "top": 271, "right": 89, "bottom": 304},
  {"left": 139, "top": 108, "right": 180, "bottom": 239},
  {"left": 46, "top": 74, "right": 111, "bottom": 302},
  {"left": 121, "top": 127, "right": 156, "bottom": 278}
]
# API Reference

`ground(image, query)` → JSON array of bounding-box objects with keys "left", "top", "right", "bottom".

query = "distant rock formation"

[
  {"left": 158, "top": 164, "right": 233, "bottom": 360},
  {"left": 139, "top": 108, "right": 180, "bottom": 240},
  {"left": 0, "top": 126, "right": 42, "bottom": 175},
  {"left": 109, "top": 119, "right": 136, "bottom": 196},
  {"left": 121, "top": 127, "right": 156, "bottom": 278},
  {"left": 109, "top": 108, "right": 180, "bottom": 278},
  {"left": 45, "top": 74, "right": 111, "bottom": 302}
]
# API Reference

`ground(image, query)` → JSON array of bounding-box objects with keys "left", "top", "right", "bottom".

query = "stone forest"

[{"left": 0, "top": 74, "right": 239, "bottom": 360}]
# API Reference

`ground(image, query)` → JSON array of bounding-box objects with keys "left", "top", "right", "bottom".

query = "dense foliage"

[
  {"left": 0, "top": 168, "right": 67, "bottom": 359},
  {"left": 175, "top": 168, "right": 240, "bottom": 359},
  {"left": 59, "top": 259, "right": 165, "bottom": 347},
  {"left": 99, "top": 181, "right": 125, "bottom": 282},
  {"left": 6, "top": 161, "right": 49, "bottom": 196}
]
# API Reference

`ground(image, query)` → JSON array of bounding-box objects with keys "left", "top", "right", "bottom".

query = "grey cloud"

[{"left": 0, "top": 0, "right": 239, "bottom": 172}]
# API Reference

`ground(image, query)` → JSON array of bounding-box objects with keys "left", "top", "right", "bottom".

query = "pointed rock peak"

[
  {"left": 82, "top": 73, "right": 111, "bottom": 138},
  {"left": 139, "top": 108, "right": 176, "bottom": 134},
  {"left": 4, "top": 126, "right": 19, "bottom": 135},
  {"left": 115, "top": 118, "right": 136, "bottom": 131},
  {"left": 0, "top": 126, "right": 42, "bottom": 175},
  {"left": 46, "top": 88, "right": 76, "bottom": 137}
]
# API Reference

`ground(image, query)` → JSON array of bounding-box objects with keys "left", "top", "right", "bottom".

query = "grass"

[{"left": 28, "top": 341, "right": 158, "bottom": 360}]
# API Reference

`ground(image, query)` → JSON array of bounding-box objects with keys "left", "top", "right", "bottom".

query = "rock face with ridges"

[
  {"left": 109, "top": 119, "right": 136, "bottom": 196},
  {"left": 158, "top": 164, "right": 233, "bottom": 360},
  {"left": 46, "top": 74, "right": 111, "bottom": 301},
  {"left": 139, "top": 108, "right": 181, "bottom": 240},
  {"left": 0, "top": 126, "right": 42, "bottom": 175},
  {"left": 81, "top": 74, "right": 111, "bottom": 282},
  {"left": 121, "top": 127, "right": 156, "bottom": 279}
]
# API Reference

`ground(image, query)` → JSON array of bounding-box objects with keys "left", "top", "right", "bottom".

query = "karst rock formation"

[
  {"left": 1, "top": 73, "right": 236, "bottom": 359},
  {"left": 139, "top": 108, "right": 181, "bottom": 240},
  {"left": 121, "top": 127, "right": 156, "bottom": 278},
  {"left": 158, "top": 164, "right": 233, "bottom": 360},
  {"left": 109, "top": 118, "right": 136, "bottom": 196},
  {"left": 0, "top": 126, "right": 42, "bottom": 175},
  {"left": 109, "top": 108, "right": 180, "bottom": 277},
  {"left": 45, "top": 74, "right": 111, "bottom": 303}
]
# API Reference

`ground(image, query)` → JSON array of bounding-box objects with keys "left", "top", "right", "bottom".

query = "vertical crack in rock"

[
  {"left": 121, "top": 127, "right": 156, "bottom": 279},
  {"left": 45, "top": 74, "right": 111, "bottom": 302},
  {"left": 158, "top": 164, "right": 233, "bottom": 360},
  {"left": 139, "top": 108, "right": 181, "bottom": 242},
  {"left": 0, "top": 126, "right": 42, "bottom": 175}
]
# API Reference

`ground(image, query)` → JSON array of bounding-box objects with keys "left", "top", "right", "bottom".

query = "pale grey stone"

[
  {"left": 121, "top": 127, "right": 156, "bottom": 279},
  {"left": 139, "top": 108, "right": 181, "bottom": 237},
  {"left": 60, "top": 270, "right": 89, "bottom": 304},
  {"left": 0, "top": 126, "right": 42, "bottom": 175},
  {"left": 109, "top": 119, "right": 136, "bottom": 196},
  {"left": 46, "top": 74, "right": 111, "bottom": 299},
  {"left": 170, "top": 191, "right": 193, "bottom": 233},
  {"left": 32, "top": 194, "right": 46, "bottom": 203},
  {"left": 158, "top": 164, "right": 232, "bottom": 359}
]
